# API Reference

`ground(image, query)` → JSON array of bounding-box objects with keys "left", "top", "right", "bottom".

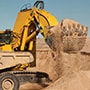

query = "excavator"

[{"left": 0, "top": 0, "right": 88, "bottom": 90}]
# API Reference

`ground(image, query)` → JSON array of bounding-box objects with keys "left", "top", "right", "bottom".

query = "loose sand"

[{"left": 20, "top": 22, "right": 90, "bottom": 90}]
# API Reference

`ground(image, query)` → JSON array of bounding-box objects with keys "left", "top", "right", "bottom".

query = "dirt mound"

[
  {"left": 20, "top": 46, "right": 90, "bottom": 90},
  {"left": 41, "top": 23, "right": 90, "bottom": 90},
  {"left": 20, "top": 22, "right": 90, "bottom": 90},
  {"left": 41, "top": 51, "right": 90, "bottom": 90},
  {"left": 42, "top": 71, "right": 90, "bottom": 90}
]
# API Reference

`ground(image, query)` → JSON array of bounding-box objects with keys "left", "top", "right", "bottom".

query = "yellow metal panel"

[
  {"left": 35, "top": 9, "right": 58, "bottom": 38},
  {"left": 35, "top": 9, "right": 58, "bottom": 26},
  {"left": 29, "top": 41, "right": 33, "bottom": 50},
  {"left": 20, "top": 26, "right": 28, "bottom": 50},
  {"left": 13, "top": 10, "right": 32, "bottom": 33},
  {"left": 2, "top": 45, "right": 12, "bottom": 51}
]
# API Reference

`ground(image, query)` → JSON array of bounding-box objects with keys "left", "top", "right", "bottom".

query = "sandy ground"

[
  {"left": 20, "top": 37, "right": 90, "bottom": 90},
  {"left": 20, "top": 20, "right": 90, "bottom": 90}
]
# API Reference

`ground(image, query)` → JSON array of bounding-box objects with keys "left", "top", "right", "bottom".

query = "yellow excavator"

[
  {"left": 0, "top": 0, "right": 88, "bottom": 90},
  {"left": 0, "top": 1, "right": 58, "bottom": 90}
]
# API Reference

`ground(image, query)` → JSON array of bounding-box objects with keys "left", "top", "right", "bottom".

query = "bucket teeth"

[
  {"left": 60, "top": 19, "right": 88, "bottom": 51},
  {"left": 46, "top": 19, "right": 88, "bottom": 52}
]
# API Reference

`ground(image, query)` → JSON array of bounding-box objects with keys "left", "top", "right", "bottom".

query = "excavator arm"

[{"left": 12, "top": 0, "right": 58, "bottom": 52}]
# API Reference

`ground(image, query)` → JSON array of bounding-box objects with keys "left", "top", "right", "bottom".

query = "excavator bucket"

[
  {"left": 60, "top": 19, "right": 88, "bottom": 51},
  {"left": 46, "top": 19, "right": 88, "bottom": 52}
]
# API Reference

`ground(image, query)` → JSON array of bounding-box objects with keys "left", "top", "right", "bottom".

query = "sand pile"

[
  {"left": 20, "top": 44, "right": 90, "bottom": 90},
  {"left": 42, "top": 52, "right": 90, "bottom": 90},
  {"left": 41, "top": 23, "right": 90, "bottom": 90},
  {"left": 20, "top": 21, "right": 90, "bottom": 90},
  {"left": 42, "top": 71, "right": 90, "bottom": 90}
]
